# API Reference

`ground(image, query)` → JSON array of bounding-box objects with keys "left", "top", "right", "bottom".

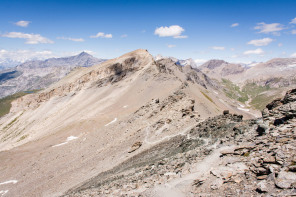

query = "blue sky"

[{"left": 0, "top": 0, "right": 296, "bottom": 65}]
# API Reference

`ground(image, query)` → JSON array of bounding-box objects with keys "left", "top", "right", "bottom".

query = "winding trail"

[{"left": 143, "top": 145, "right": 234, "bottom": 197}]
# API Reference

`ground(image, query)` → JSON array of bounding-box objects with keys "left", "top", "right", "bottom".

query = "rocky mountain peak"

[{"left": 200, "top": 59, "right": 227, "bottom": 70}]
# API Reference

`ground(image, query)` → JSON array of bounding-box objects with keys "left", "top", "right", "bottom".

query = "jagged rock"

[
  {"left": 223, "top": 110, "right": 229, "bottom": 115},
  {"left": 256, "top": 124, "right": 268, "bottom": 136},
  {"left": 128, "top": 142, "right": 142, "bottom": 153},
  {"left": 256, "top": 180, "right": 269, "bottom": 193},
  {"left": 275, "top": 171, "right": 296, "bottom": 189}
]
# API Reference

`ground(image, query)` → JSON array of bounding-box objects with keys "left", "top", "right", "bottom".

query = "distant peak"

[{"left": 78, "top": 51, "right": 91, "bottom": 56}]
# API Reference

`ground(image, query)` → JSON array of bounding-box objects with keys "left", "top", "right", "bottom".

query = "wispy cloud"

[
  {"left": 1, "top": 32, "right": 53, "bottom": 44},
  {"left": 90, "top": 32, "right": 112, "bottom": 38},
  {"left": 254, "top": 22, "right": 284, "bottom": 34},
  {"left": 291, "top": 52, "right": 296, "bottom": 57},
  {"left": 290, "top": 17, "right": 296, "bottom": 24},
  {"left": 15, "top": 20, "right": 31, "bottom": 27},
  {"left": 0, "top": 49, "right": 54, "bottom": 63},
  {"left": 292, "top": 30, "right": 296, "bottom": 34},
  {"left": 278, "top": 43, "right": 283, "bottom": 47},
  {"left": 211, "top": 46, "right": 225, "bottom": 50},
  {"left": 247, "top": 38, "right": 273, "bottom": 46},
  {"left": 231, "top": 23, "right": 239, "bottom": 27},
  {"left": 154, "top": 25, "right": 188, "bottom": 39},
  {"left": 121, "top": 34, "right": 128, "bottom": 38},
  {"left": 243, "top": 48, "right": 264, "bottom": 55},
  {"left": 57, "top": 37, "right": 84, "bottom": 42},
  {"left": 167, "top": 44, "right": 176, "bottom": 48}
]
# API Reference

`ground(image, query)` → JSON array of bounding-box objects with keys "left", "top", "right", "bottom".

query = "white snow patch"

[
  {"left": 123, "top": 105, "right": 128, "bottom": 108},
  {"left": 238, "top": 103, "right": 245, "bottom": 107},
  {"left": 0, "top": 190, "right": 9, "bottom": 196},
  {"left": 213, "top": 91, "right": 218, "bottom": 95},
  {"left": 237, "top": 107, "right": 250, "bottom": 112},
  {"left": 288, "top": 64, "right": 296, "bottom": 68},
  {"left": 105, "top": 118, "right": 117, "bottom": 126},
  {"left": 52, "top": 136, "right": 78, "bottom": 147},
  {"left": 164, "top": 172, "right": 176, "bottom": 176},
  {"left": 0, "top": 180, "right": 18, "bottom": 185}
]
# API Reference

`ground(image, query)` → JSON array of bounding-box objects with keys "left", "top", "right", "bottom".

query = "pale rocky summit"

[{"left": 0, "top": 52, "right": 105, "bottom": 98}]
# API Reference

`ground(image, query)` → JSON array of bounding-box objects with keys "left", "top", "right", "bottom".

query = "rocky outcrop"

[{"left": 262, "top": 88, "right": 296, "bottom": 125}]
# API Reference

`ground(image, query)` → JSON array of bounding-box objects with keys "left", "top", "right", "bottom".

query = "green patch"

[
  {"left": 221, "top": 79, "right": 280, "bottom": 110},
  {"left": 0, "top": 90, "right": 39, "bottom": 118},
  {"left": 243, "top": 152, "right": 250, "bottom": 157},
  {"left": 201, "top": 91, "right": 214, "bottom": 103},
  {"left": 221, "top": 78, "right": 248, "bottom": 102},
  {"left": 17, "top": 134, "right": 28, "bottom": 142}
]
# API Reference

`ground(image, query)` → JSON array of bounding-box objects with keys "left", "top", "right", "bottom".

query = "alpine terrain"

[{"left": 0, "top": 49, "right": 266, "bottom": 196}]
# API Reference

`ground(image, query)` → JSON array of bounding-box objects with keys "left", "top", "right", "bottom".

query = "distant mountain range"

[{"left": 0, "top": 52, "right": 106, "bottom": 98}]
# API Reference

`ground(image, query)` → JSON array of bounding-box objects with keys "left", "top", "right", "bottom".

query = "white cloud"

[
  {"left": 254, "top": 22, "right": 284, "bottom": 34},
  {"left": 292, "top": 30, "right": 296, "bottom": 34},
  {"left": 211, "top": 46, "right": 225, "bottom": 50},
  {"left": 154, "top": 25, "right": 187, "bottom": 39},
  {"left": 15, "top": 20, "right": 31, "bottom": 27},
  {"left": 194, "top": 59, "right": 207, "bottom": 65},
  {"left": 243, "top": 48, "right": 264, "bottom": 55},
  {"left": 247, "top": 38, "right": 273, "bottom": 46},
  {"left": 57, "top": 37, "right": 84, "bottom": 42},
  {"left": 231, "top": 23, "right": 239, "bottom": 27},
  {"left": 90, "top": 32, "right": 112, "bottom": 38},
  {"left": 0, "top": 49, "right": 54, "bottom": 63},
  {"left": 121, "top": 34, "right": 128, "bottom": 38},
  {"left": 291, "top": 52, "right": 296, "bottom": 57},
  {"left": 167, "top": 44, "right": 176, "bottom": 48},
  {"left": 278, "top": 43, "right": 283, "bottom": 47},
  {"left": 1, "top": 32, "right": 53, "bottom": 44},
  {"left": 290, "top": 17, "right": 296, "bottom": 24}
]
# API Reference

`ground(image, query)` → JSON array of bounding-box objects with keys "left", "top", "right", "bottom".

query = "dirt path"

[{"left": 143, "top": 145, "right": 233, "bottom": 197}]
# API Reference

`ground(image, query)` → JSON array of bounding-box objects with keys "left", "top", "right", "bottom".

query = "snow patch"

[
  {"left": 238, "top": 103, "right": 245, "bottom": 107},
  {"left": 237, "top": 107, "right": 250, "bottom": 112},
  {"left": 0, "top": 180, "right": 18, "bottom": 185},
  {"left": 213, "top": 91, "right": 218, "bottom": 95},
  {"left": 105, "top": 118, "right": 117, "bottom": 126},
  {"left": 52, "top": 136, "right": 78, "bottom": 147},
  {"left": 123, "top": 105, "right": 128, "bottom": 108},
  {"left": 288, "top": 64, "right": 296, "bottom": 68},
  {"left": 0, "top": 190, "right": 9, "bottom": 196}
]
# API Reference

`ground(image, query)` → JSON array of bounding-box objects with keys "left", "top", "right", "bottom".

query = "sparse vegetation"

[
  {"left": 201, "top": 91, "right": 214, "bottom": 103},
  {"left": 221, "top": 78, "right": 248, "bottom": 102},
  {"left": 0, "top": 90, "right": 39, "bottom": 118},
  {"left": 17, "top": 134, "right": 28, "bottom": 142},
  {"left": 221, "top": 79, "right": 280, "bottom": 110}
]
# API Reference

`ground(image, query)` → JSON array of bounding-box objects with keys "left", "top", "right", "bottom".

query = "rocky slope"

[
  {"left": 199, "top": 59, "right": 246, "bottom": 80},
  {"left": 63, "top": 89, "right": 296, "bottom": 197},
  {"left": 0, "top": 49, "right": 257, "bottom": 197},
  {"left": 0, "top": 52, "right": 105, "bottom": 98}
]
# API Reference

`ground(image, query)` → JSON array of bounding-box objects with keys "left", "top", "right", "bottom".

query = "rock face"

[
  {"left": 0, "top": 52, "right": 105, "bottom": 98},
  {"left": 63, "top": 88, "right": 296, "bottom": 197}
]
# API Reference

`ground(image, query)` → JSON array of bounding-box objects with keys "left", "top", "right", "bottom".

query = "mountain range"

[
  {"left": 0, "top": 52, "right": 105, "bottom": 99},
  {"left": 0, "top": 49, "right": 295, "bottom": 196}
]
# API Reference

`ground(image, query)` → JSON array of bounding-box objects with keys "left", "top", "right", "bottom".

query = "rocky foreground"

[{"left": 64, "top": 89, "right": 296, "bottom": 196}]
